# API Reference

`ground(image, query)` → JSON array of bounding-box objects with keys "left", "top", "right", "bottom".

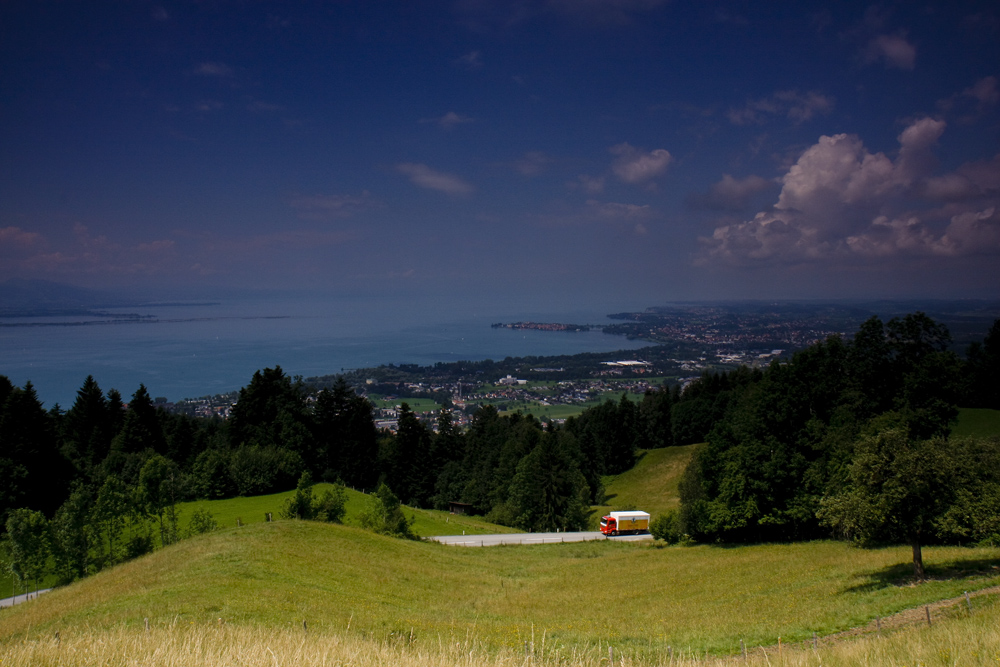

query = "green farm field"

[
  {"left": 369, "top": 397, "right": 442, "bottom": 412},
  {"left": 952, "top": 407, "right": 1000, "bottom": 438},
  {"left": 497, "top": 391, "right": 650, "bottom": 420},
  {"left": 1, "top": 520, "right": 998, "bottom": 665}
]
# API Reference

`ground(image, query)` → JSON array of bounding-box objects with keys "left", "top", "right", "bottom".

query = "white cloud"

[
  {"left": 0, "top": 226, "right": 43, "bottom": 248},
  {"left": 289, "top": 192, "right": 377, "bottom": 220},
  {"left": 728, "top": 90, "right": 834, "bottom": 126},
  {"left": 571, "top": 174, "right": 605, "bottom": 193},
  {"left": 864, "top": 34, "right": 916, "bottom": 70},
  {"left": 938, "top": 76, "right": 1000, "bottom": 123},
  {"left": 846, "top": 208, "right": 1000, "bottom": 257},
  {"left": 515, "top": 151, "right": 552, "bottom": 176},
  {"left": 700, "top": 118, "right": 1000, "bottom": 264},
  {"left": 396, "top": 163, "right": 475, "bottom": 195},
  {"left": 195, "top": 62, "right": 233, "bottom": 76},
  {"left": 455, "top": 51, "right": 483, "bottom": 70},
  {"left": 420, "top": 111, "right": 474, "bottom": 128},
  {"left": 586, "top": 200, "right": 651, "bottom": 219},
  {"left": 609, "top": 143, "right": 672, "bottom": 184},
  {"left": 691, "top": 174, "right": 775, "bottom": 211},
  {"left": 964, "top": 76, "right": 1000, "bottom": 106}
]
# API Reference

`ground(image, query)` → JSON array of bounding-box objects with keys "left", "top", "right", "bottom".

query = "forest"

[{"left": 1, "top": 312, "right": 999, "bottom": 587}]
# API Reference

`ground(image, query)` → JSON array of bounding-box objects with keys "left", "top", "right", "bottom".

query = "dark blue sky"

[{"left": 2, "top": 1, "right": 998, "bottom": 311}]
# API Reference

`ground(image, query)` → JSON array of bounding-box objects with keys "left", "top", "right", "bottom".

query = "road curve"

[{"left": 427, "top": 531, "right": 653, "bottom": 547}]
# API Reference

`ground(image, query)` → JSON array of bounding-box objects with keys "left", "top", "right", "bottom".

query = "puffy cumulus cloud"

[
  {"left": 689, "top": 174, "right": 775, "bottom": 211},
  {"left": 846, "top": 208, "right": 1000, "bottom": 257},
  {"left": 289, "top": 192, "right": 378, "bottom": 221},
  {"left": 937, "top": 207, "right": 1000, "bottom": 254},
  {"left": 420, "top": 111, "right": 474, "bottom": 128},
  {"left": 728, "top": 90, "right": 834, "bottom": 126},
  {"left": 775, "top": 118, "right": 944, "bottom": 222},
  {"left": 609, "top": 143, "right": 672, "bottom": 184},
  {"left": 700, "top": 118, "right": 1000, "bottom": 265},
  {"left": 927, "top": 154, "right": 1000, "bottom": 200},
  {"left": 396, "top": 163, "right": 475, "bottom": 195},
  {"left": 863, "top": 33, "right": 916, "bottom": 70},
  {"left": 699, "top": 209, "right": 827, "bottom": 265}
]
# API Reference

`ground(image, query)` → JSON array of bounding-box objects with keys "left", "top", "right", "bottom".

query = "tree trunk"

[{"left": 911, "top": 539, "right": 925, "bottom": 579}]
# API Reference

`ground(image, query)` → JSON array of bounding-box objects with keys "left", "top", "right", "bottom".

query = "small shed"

[{"left": 448, "top": 501, "right": 473, "bottom": 515}]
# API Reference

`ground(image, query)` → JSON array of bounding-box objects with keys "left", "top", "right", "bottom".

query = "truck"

[{"left": 600, "top": 510, "right": 650, "bottom": 536}]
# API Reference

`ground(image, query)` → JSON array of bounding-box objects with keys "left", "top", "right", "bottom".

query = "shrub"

[
  {"left": 280, "top": 472, "right": 315, "bottom": 520},
  {"left": 187, "top": 507, "right": 218, "bottom": 535},
  {"left": 650, "top": 509, "right": 682, "bottom": 544},
  {"left": 358, "top": 483, "right": 416, "bottom": 539},
  {"left": 313, "top": 485, "right": 348, "bottom": 523}
]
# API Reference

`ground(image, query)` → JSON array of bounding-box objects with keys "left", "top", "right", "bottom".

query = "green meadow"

[
  {"left": 594, "top": 445, "right": 698, "bottom": 520},
  {"left": 3, "top": 408, "right": 999, "bottom": 665},
  {"left": 176, "top": 483, "right": 519, "bottom": 538},
  {"left": 953, "top": 407, "right": 1000, "bottom": 438},
  {"left": 1, "top": 519, "right": 998, "bottom": 663}
]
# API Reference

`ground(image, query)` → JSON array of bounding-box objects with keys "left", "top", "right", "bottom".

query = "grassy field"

[
  {"left": 4, "top": 600, "right": 1000, "bottom": 667},
  {"left": 0, "top": 486, "right": 514, "bottom": 601},
  {"left": 1, "top": 520, "right": 998, "bottom": 664},
  {"left": 175, "top": 484, "right": 518, "bottom": 538},
  {"left": 497, "top": 391, "right": 650, "bottom": 420},
  {"left": 953, "top": 407, "right": 1000, "bottom": 438},
  {"left": 593, "top": 445, "right": 699, "bottom": 522}
]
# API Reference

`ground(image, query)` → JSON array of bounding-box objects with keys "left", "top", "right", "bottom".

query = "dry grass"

[{"left": 3, "top": 595, "right": 999, "bottom": 667}]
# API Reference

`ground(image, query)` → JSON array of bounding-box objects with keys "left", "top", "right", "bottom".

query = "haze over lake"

[{"left": 1, "top": 295, "right": 652, "bottom": 408}]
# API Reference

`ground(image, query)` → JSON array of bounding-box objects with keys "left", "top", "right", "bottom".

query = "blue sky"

[{"left": 2, "top": 1, "right": 998, "bottom": 312}]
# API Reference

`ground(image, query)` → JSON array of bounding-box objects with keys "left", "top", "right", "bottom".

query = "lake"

[{"left": 0, "top": 296, "right": 652, "bottom": 407}]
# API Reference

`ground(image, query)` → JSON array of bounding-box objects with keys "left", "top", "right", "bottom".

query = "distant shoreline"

[{"left": 0, "top": 315, "right": 291, "bottom": 328}]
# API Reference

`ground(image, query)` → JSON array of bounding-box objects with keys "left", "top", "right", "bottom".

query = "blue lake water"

[{"left": 0, "top": 297, "right": 652, "bottom": 408}]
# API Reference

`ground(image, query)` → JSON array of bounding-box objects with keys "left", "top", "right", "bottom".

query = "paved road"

[
  {"left": 428, "top": 531, "right": 653, "bottom": 546},
  {"left": 0, "top": 589, "right": 51, "bottom": 608}
]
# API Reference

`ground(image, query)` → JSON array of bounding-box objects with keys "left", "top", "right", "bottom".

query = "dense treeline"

[
  {"left": 0, "top": 363, "right": 678, "bottom": 588},
  {"left": 673, "top": 314, "right": 1000, "bottom": 575}
]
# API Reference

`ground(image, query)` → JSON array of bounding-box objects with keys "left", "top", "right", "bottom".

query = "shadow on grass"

[{"left": 844, "top": 555, "right": 1000, "bottom": 593}]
